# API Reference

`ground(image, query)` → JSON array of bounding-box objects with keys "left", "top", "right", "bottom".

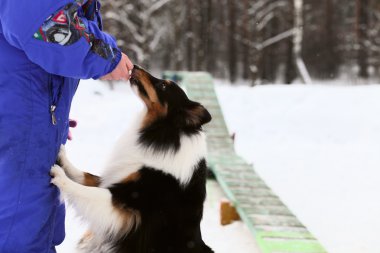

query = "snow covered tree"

[{"left": 102, "top": 0, "right": 172, "bottom": 67}]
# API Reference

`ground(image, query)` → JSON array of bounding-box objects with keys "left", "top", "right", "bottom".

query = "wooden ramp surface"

[{"left": 163, "top": 71, "right": 328, "bottom": 253}]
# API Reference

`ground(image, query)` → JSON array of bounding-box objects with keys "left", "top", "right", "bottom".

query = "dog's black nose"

[{"left": 131, "top": 65, "right": 142, "bottom": 78}]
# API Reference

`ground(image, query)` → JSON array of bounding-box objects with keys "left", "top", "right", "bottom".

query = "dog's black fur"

[{"left": 111, "top": 163, "right": 211, "bottom": 253}]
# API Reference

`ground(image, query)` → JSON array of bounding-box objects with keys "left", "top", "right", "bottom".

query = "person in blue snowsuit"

[{"left": 0, "top": 1, "right": 133, "bottom": 252}]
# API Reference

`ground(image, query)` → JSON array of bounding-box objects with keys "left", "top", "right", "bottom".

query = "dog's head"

[{"left": 130, "top": 65, "right": 212, "bottom": 133}]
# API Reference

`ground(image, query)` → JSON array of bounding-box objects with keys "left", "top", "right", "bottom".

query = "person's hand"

[{"left": 100, "top": 52, "right": 133, "bottom": 81}]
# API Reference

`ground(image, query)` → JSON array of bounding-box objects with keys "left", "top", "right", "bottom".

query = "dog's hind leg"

[
  {"left": 50, "top": 165, "right": 128, "bottom": 238},
  {"left": 57, "top": 145, "right": 101, "bottom": 187}
]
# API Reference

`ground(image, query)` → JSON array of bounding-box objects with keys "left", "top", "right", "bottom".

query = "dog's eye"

[{"left": 160, "top": 82, "right": 167, "bottom": 91}]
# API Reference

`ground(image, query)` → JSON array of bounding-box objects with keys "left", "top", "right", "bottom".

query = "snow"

[
  {"left": 216, "top": 82, "right": 380, "bottom": 253},
  {"left": 56, "top": 80, "right": 259, "bottom": 253},
  {"left": 57, "top": 79, "right": 380, "bottom": 253}
]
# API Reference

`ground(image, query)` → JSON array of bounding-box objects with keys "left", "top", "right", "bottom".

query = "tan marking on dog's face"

[
  {"left": 133, "top": 69, "right": 160, "bottom": 104},
  {"left": 142, "top": 102, "right": 168, "bottom": 128},
  {"left": 132, "top": 68, "right": 169, "bottom": 128},
  {"left": 83, "top": 172, "right": 101, "bottom": 187}
]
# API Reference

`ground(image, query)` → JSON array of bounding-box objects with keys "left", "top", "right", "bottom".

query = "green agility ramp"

[{"left": 163, "top": 71, "right": 328, "bottom": 253}]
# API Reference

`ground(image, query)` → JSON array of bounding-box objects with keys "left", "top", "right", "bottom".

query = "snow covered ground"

[
  {"left": 216, "top": 81, "right": 380, "bottom": 253},
  {"left": 57, "top": 79, "right": 380, "bottom": 253}
]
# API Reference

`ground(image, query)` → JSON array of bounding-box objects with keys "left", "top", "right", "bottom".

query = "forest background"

[{"left": 101, "top": 0, "right": 379, "bottom": 84}]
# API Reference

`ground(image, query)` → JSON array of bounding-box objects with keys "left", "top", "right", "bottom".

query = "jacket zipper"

[
  {"left": 95, "top": 0, "right": 99, "bottom": 12},
  {"left": 48, "top": 75, "right": 63, "bottom": 126}
]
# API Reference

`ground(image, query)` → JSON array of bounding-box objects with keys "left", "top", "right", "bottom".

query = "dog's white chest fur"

[{"left": 100, "top": 112, "right": 207, "bottom": 187}]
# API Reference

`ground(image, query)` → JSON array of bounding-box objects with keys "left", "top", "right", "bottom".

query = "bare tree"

[
  {"left": 227, "top": 0, "right": 238, "bottom": 83},
  {"left": 294, "top": 0, "right": 312, "bottom": 84},
  {"left": 285, "top": 0, "right": 297, "bottom": 84},
  {"left": 241, "top": 0, "right": 252, "bottom": 80},
  {"left": 356, "top": 0, "right": 369, "bottom": 78}
]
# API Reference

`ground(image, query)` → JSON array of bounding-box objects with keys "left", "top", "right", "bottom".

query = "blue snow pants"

[{"left": 0, "top": 35, "right": 79, "bottom": 253}]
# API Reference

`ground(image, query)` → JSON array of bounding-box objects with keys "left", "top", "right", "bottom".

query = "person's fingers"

[
  {"left": 68, "top": 131, "right": 73, "bottom": 141},
  {"left": 121, "top": 57, "right": 129, "bottom": 72},
  {"left": 121, "top": 53, "right": 134, "bottom": 75},
  {"left": 119, "top": 55, "right": 130, "bottom": 80},
  {"left": 125, "top": 57, "right": 134, "bottom": 72}
]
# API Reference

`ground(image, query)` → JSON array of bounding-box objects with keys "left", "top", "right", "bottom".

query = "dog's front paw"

[{"left": 50, "top": 165, "right": 69, "bottom": 189}]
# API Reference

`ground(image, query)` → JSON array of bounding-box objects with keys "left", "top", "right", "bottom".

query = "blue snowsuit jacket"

[{"left": 0, "top": 1, "right": 121, "bottom": 252}]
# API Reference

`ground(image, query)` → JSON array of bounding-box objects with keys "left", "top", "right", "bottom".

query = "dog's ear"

[{"left": 184, "top": 102, "right": 212, "bottom": 128}]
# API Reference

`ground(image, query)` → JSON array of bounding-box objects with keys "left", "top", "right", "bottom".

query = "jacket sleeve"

[{"left": 0, "top": 0, "right": 121, "bottom": 79}]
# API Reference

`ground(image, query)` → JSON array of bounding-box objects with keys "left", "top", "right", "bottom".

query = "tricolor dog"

[{"left": 50, "top": 65, "right": 214, "bottom": 253}]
